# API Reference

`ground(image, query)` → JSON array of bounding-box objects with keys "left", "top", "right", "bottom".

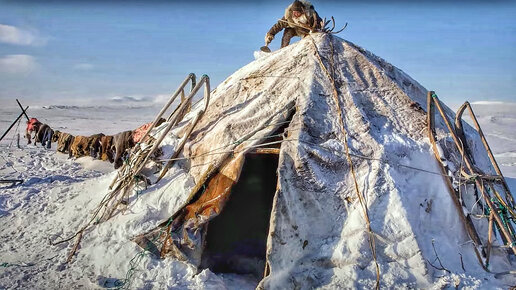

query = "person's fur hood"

[{"left": 284, "top": 0, "right": 316, "bottom": 19}]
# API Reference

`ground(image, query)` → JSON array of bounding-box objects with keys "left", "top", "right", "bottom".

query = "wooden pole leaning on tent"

[
  {"left": 427, "top": 91, "right": 516, "bottom": 269},
  {"left": 55, "top": 73, "right": 199, "bottom": 262},
  {"left": 137, "top": 73, "right": 196, "bottom": 148},
  {"left": 485, "top": 211, "right": 495, "bottom": 268},
  {"left": 103, "top": 75, "right": 210, "bottom": 222},
  {"left": 108, "top": 73, "right": 197, "bottom": 190},
  {"left": 136, "top": 75, "right": 210, "bottom": 181},
  {"left": 438, "top": 97, "right": 516, "bottom": 255},
  {"left": 102, "top": 76, "right": 211, "bottom": 222},
  {"left": 436, "top": 93, "right": 516, "bottom": 252},
  {"left": 456, "top": 101, "right": 516, "bottom": 241},
  {"left": 156, "top": 75, "right": 211, "bottom": 182}
]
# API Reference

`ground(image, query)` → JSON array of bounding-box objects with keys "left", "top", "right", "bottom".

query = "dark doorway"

[{"left": 201, "top": 153, "right": 279, "bottom": 278}]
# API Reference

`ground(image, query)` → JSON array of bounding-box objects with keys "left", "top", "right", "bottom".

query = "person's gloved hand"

[{"left": 265, "top": 33, "right": 274, "bottom": 45}]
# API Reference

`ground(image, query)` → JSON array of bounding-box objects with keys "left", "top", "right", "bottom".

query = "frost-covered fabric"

[
  {"left": 153, "top": 34, "right": 514, "bottom": 288},
  {"left": 259, "top": 35, "right": 513, "bottom": 289}
]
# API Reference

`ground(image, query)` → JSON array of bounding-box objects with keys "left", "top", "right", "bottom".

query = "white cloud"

[
  {"left": 470, "top": 101, "right": 505, "bottom": 105},
  {"left": 0, "top": 24, "right": 45, "bottom": 46},
  {"left": 110, "top": 95, "right": 148, "bottom": 102},
  {"left": 0, "top": 54, "right": 38, "bottom": 75},
  {"left": 152, "top": 93, "right": 189, "bottom": 106},
  {"left": 73, "top": 63, "right": 95, "bottom": 70},
  {"left": 153, "top": 94, "right": 171, "bottom": 103}
]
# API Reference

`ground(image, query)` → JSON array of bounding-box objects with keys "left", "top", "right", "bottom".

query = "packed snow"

[{"left": 0, "top": 35, "right": 515, "bottom": 289}]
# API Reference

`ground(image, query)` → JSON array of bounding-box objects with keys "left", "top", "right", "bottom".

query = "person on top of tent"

[{"left": 264, "top": 0, "right": 323, "bottom": 49}]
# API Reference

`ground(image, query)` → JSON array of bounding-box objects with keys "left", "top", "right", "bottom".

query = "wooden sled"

[
  {"left": 427, "top": 91, "right": 516, "bottom": 271},
  {"left": 105, "top": 73, "right": 211, "bottom": 221}
]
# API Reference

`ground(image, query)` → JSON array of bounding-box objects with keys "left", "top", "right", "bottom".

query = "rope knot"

[{"left": 468, "top": 174, "right": 479, "bottom": 181}]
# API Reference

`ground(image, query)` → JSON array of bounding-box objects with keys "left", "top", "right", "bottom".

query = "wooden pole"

[
  {"left": 485, "top": 211, "right": 494, "bottom": 268},
  {"left": 16, "top": 99, "right": 30, "bottom": 121},
  {"left": 466, "top": 103, "right": 515, "bottom": 208},
  {"left": 0, "top": 106, "right": 28, "bottom": 142},
  {"left": 249, "top": 148, "right": 280, "bottom": 154}
]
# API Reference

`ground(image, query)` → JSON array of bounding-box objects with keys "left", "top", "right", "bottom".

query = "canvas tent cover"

[{"left": 121, "top": 33, "right": 516, "bottom": 288}]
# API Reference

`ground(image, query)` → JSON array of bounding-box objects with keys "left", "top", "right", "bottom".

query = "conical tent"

[{"left": 81, "top": 33, "right": 514, "bottom": 288}]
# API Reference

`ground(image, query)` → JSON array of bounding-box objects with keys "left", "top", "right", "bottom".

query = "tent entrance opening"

[{"left": 201, "top": 153, "right": 279, "bottom": 278}]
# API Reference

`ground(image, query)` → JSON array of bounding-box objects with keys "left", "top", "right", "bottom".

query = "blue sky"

[{"left": 0, "top": 0, "right": 515, "bottom": 106}]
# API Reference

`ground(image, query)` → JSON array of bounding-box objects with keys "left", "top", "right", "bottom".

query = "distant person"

[{"left": 264, "top": 0, "right": 322, "bottom": 49}]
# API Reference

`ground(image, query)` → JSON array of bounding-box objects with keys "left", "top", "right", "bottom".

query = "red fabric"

[
  {"left": 26, "top": 118, "right": 40, "bottom": 132},
  {"left": 132, "top": 122, "right": 153, "bottom": 143}
]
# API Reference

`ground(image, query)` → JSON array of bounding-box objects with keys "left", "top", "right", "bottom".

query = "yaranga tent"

[{"left": 26, "top": 33, "right": 515, "bottom": 288}]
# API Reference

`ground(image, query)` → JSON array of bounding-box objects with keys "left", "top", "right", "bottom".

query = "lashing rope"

[{"left": 308, "top": 34, "right": 380, "bottom": 289}]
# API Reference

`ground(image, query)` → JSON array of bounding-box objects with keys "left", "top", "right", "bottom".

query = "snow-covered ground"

[
  {"left": 0, "top": 103, "right": 260, "bottom": 289},
  {"left": 1, "top": 100, "right": 514, "bottom": 289}
]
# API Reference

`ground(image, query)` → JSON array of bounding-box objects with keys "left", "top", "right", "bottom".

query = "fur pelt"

[
  {"left": 52, "top": 130, "right": 61, "bottom": 143},
  {"left": 69, "top": 135, "right": 90, "bottom": 158},
  {"left": 112, "top": 131, "right": 135, "bottom": 169},
  {"left": 55, "top": 131, "right": 74, "bottom": 153},
  {"left": 35, "top": 124, "right": 49, "bottom": 144},
  {"left": 41, "top": 126, "right": 54, "bottom": 149},
  {"left": 88, "top": 133, "right": 105, "bottom": 159},
  {"left": 100, "top": 135, "right": 114, "bottom": 163}
]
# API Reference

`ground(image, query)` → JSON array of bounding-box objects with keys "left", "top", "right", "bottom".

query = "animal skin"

[
  {"left": 69, "top": 136, "right": 90, "bottom": 158},
  {"left": 88, "top": 133, "right": 105, "bottom": 159},
  {"left": 100, "top": 135, "right": 114, "bottom": 163},
  {"left": 56, "top": 132, "right": 74, "bottom": 154},
  {"left": 111, "top": 131, "right": 134, "bottom": 169}
]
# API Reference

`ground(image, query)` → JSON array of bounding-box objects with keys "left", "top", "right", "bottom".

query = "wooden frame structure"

[
  {"left": 107, "top": 73, "right": 211, "bottom": 218},
  {"left": 427, "top": 91, "right": 516, "bottom": 270}
]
